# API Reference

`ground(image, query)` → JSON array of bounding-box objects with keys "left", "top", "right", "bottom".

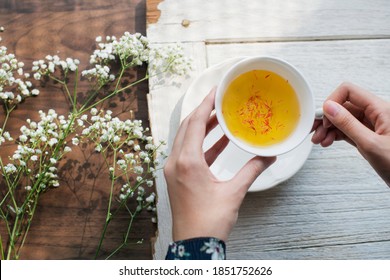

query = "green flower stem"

[
  {"left": 78, "top": 84, "right": 103, "bottom": 113},
  {"left": 73, "top": 68, "right": 79, "bottom": 113},
  {"left": 17, "top": 193, "right": 39, "bottom": 257},
  {"left": 105, "top": 198, "right": 153, "bottom": 260},
  {"left": 104, "top": 211, "right": 135, "bottom": 260},
  {"left": 3, "top": 170, "right": 19, "bottom": 214},
  {"left": 0, "top": 234, "right": 4, "bottom": 260},
  {"left": 49, "top": 75, "right": 76, "bottom": 110},
  {"left": 80, "top": 74, "right": 149, "bottom": 115},
  {"left": 94, "top": 148, "right": 118, "bottom": 259},
  {"left": 6, "top": 212, "right": 20, "bottom": 259},
  {"left": 114, "top": 63, "right": 126, "bottom": 91},
  {"left": 1, "top": 107, "right": 12, "bottom": 133}
]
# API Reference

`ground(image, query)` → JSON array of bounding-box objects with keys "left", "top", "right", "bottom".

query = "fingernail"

[{"left": 323, "top": 100, "right": 340, "bottom": 118}]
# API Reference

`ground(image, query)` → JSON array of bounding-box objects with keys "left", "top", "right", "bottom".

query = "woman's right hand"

[{"left": 312, "top": 82, "right": 390, "bottom": 187}]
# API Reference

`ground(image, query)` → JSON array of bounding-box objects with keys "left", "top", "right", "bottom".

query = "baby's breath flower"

[
  {"left": 146, "top": 180, "right": 154, "bottom": 187},
  {"left": 148, "top": 43, "right": 193, "bottom": 76},
  {"left": 19, "top": 134, "right": 28, "bottom": 142},
  {"left": 48, "top": 138, "right": 58, "bottom": 146},
  {"left": 72, "top": 137, "right": 79, "bottom": 145},
  {"left": 90, "top": 108, "right": 98, "bottom": 115},
  {"left": 145, "top": 193, "right": 156, "bottom": 203},
  {"left": 95, "top": 144, "right": 102, "bottom": 152},
  {"left": 51, "top": 180, "right": 60, "bottom": 187},
  {"left": 4, "top": 163, "right": 17, "bottom": 174},
  {"left": 0, "top": 47, "right": 39, "bottom": 106},
  {"left": 136, "top": 176, "right": 143, "bottom": 183},
  {"left": 134, "top": 166, "right": 143, "bottom": 174}
]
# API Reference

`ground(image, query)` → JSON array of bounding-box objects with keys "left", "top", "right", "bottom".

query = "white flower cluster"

[
  {"left": 81, "top": 32, "right": 192, "bottom": 86},
  {"left": 78, "top": 108, "right": 150, "bottom": 151},
  {"left": 0, "top": 128, "right": 13, "bottom": 146},
  {"left": 148, "top": 43, "right": 193, "bottom": 76},
  {"left": 31, "top": 55, "right": 80, "bottom": 79},
  {"left": 4, "top": 109, "right": 73, "bottom": 189},
  {"left": 113, "top": 32, "right": 149, "bottom": 65},
  {"left": 0, "top": 46, "right": 39, "bottom": 105},
  {"left": 81, "top": 64, "right": 115, "bottom": 85},
  {"left": 82, "top": 32, "right": 149, "bottom": 85},
  {"left": 77, "top": 108, "right": 163, "bottom": 212}
]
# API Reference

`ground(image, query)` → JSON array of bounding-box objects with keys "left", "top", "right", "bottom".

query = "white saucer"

[{"left": 180, "top": 57, "right": 313, "bottom": 191}]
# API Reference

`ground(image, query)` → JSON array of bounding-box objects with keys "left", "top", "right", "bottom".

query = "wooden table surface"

[
  {"left": 146, "top": 0, "right": 390, "bottom": 259},
  {"left": 0, "top": 0, "right": 156, "bottom": 260}
]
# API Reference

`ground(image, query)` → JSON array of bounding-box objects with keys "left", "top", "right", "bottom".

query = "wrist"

[{"left": 172, "top": 219, "right": 230, "bottom": 242}]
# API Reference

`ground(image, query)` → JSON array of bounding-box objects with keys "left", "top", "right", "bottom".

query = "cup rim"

[{"left": 215, "top": 56, "right": 315, "bottom": 156}]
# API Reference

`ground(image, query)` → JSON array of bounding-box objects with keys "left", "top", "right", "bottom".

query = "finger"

[
  {"left": 182, "top": 87, "right": 216, "bottom": 151},
  {"left": 343, "top": 102, "right": 375, "bottom": 131},
  {"left": 323, "top": 116, "right": 332, "bottom": 129},
  {"left": 320, "top": 129, "right": 337, "bottom": 147},
  {"left": 169, "top": 115, "right": 190, "bottom": 158},
  {"left": 323, "top": 100, "right": 376, "bottom": 146},
  {"left": 204, "top": 135, "right": 229, "bottom": 166},
  {"left": 327, "top": 82, "right": 382, "bottom": 110},
  {"left": 311, "top": 119, "right": 322, "bottom": 133},
  {"left": 311, "top": 123, "right": 328, "bottom": 144},
  {"left": 230, "top": 156, "right": 277, "bottom": 194}
]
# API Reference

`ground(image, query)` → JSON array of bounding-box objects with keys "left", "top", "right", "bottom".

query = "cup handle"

[{"left": 315, "top": 108, "right": 324, "bottom": 120}]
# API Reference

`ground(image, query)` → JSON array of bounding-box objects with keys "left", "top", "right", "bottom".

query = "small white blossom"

[
  {"left": 72, "top": 137, "right": 79, "bottom": 145},
  {"left": 48, "top": 138, "right": 58, "bottom": 146},
  {"left": 145, "top": 193, "right": 155, "bottom": 203},
  {"left": 4, "top": 163, "right": 17, "bottom": 174},
  {"left": 90, "top": 108, "right": 98, "bottom": 115},
  {"left": 146, "top": 180, "right": 154, "bottom": 187},
  {"left": 19, "top": 135, "right": 28, "bottom": 142}
]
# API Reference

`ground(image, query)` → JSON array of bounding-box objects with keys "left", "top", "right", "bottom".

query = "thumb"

[
  {"left": 323, "top": 100, "right": 375, "bottom": 145},
  {"left": 230, "top": 156, "right": 276, "bottom": 193}
]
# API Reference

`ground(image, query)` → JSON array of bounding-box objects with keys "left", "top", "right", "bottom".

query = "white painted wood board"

[{"left": 147, "top": 0, "right": 390, "bottom": 43}]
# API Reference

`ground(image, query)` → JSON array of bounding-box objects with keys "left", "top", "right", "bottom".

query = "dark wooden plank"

[{"left": 0, "top": 0, "right": 157, "bottom": 260}]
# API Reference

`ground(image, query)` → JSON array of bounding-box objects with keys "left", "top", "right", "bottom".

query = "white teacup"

[{"left": 215, "top": 56, "right": 320, "bottom": 157}]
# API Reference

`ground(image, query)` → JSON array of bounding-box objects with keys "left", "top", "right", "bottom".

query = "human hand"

[
  {"left": 163, "top": 88, "right": 276, "bottom": 242},
  {"left": 312, "top": 82, "right": 390, "bottom": 187}
]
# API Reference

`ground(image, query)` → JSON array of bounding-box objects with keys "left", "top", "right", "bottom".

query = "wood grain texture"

[
  {"left": 146, "top": 0, "right": 164, "bottom": 25},
  {"left": 146, "top": 0, "right": 390, "bottom": 43},
  {"left": 147, "top": 0, "right": 390, "bottom": 260},
  {"left": 0, "top": 0, "right": 156, "bottom": 260}
]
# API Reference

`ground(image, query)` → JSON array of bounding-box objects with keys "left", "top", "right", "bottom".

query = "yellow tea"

[{"left": 222, "top": 69, "right": 300, "bottom": 147}]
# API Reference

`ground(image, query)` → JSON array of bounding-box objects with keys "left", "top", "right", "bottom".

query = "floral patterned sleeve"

[{"left": 165, "top": 237, "right": 226, "bottom": 260}]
